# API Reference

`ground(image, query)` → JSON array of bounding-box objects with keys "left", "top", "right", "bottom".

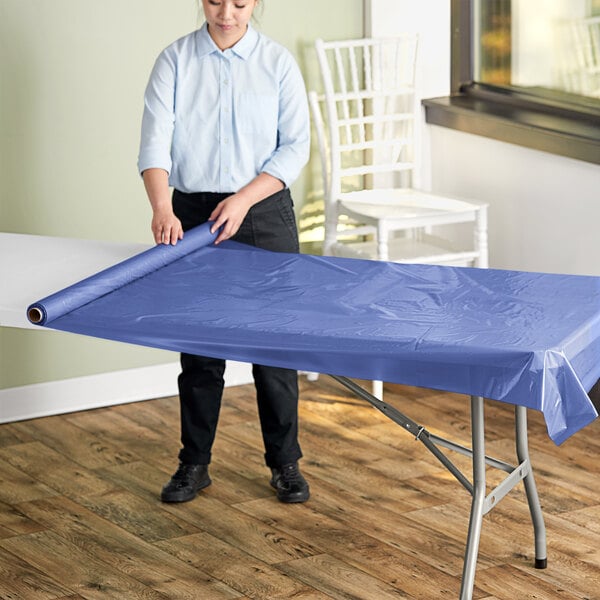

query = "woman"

[{"left": 138, "top": 0, "right": 310, "bottom": 503}]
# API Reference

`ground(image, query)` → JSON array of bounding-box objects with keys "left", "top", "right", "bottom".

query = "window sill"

[{"left": 422, "top": 83, "right": 600, "bottom": 165}]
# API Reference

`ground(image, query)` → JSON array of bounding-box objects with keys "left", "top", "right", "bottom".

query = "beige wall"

[{"left": 0, "top": 0, "right": 363, "bottom": 389}]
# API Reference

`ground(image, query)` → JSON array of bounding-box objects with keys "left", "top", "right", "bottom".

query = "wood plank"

[
  {"left": 15, "top": 496, "right": 242, "bottom": 599},
  {"left": 161, "top": 493, "right": 321, "bottom": 565},
  {"left": 235, "top": 496, "right": 484, "bottom": 599},
  {"left": 0, "top": 422, "right": 35, "bottom": 447},
  {"left": 296, "top": 473, "right": 475, "bottom": 572},
  {"left": 211, "top": 424, "right": 277, "bottom": 478},
  {"left": 0, "top": 442, "right": 120, "bottom": 499},
  {"left": 110, "top": 396, "right": 180, "bottom": 436},
  {"left": 0, "top": 498, "right": 46, "bottom": 538},
  {"left": 475, "top": 564, "right": 585, "bottom": 600},
  {"left": 12, "top": 414, "right": 140, "bottom": 469},
  {"left": 299, "top": 384, "right": 389, "bottom": 430},
  {"left": 66, "top": 409, "right": 177, "bottom": 464},
  {"left": 514, "top": 548, "right": 600, "bottom": 600},
  {"left": 0, "top": 449, "right": 59, "bottom": 504},
  {"left": 79, "top": 488, "right": 204, "bottom": 543},
  {"left": 400, "top": 499, "right": 532, "bottom": 564},
  {"left": 157, "top": 531, "right": 327, "bottom": 599},
  {"left": 278, "top": 553, "right": 417, "bottom": 600},
  {"left": 205, "top": 460, "right": 277, "bottom": 505},
  {"left": 0, "top": 530, "right": 172, "bottom": 600},
  {"left": 298, "top": 404, "right": 446, "bottom": 481},
  {"left": 0, "top": 545, "right": 74, "bottom": 599},
  {"left": 558, "top": 505, "right": 600, "bottom": 535},
  {"left": 97, "top": 460, "right": 182, "bottom": 504}
]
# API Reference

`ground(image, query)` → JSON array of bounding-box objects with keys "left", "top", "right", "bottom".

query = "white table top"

[{"left": 0, "top": 233, "right": 150, "bottom": 329}]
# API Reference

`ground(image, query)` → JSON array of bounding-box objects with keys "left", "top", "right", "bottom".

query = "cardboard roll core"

[{"left": 27, "top": 307, "right": 44, "bottom": 324}]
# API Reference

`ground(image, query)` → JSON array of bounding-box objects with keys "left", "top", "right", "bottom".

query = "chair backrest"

[
  {"left": 571, "top": 16, "right": 600, "bottom": 70},
  {"left": 571, "top": 16, "right": 600, "bottom": 97},
  {"left": 558, "top": 16, "right": 600, "bottom": 97},
  {"left": 314, "top": 36, "right": 419, "bottom": 198}
]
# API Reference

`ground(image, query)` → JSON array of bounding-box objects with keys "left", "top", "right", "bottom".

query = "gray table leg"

[
  {"left": 516, "top": 405, "right": 547, "bottom": 569},
  {"left": 460, "top": 395, "right": 486, "bottom": 600},
  {"left": 329, "top": 377, "right": 548, "bottom": 598}
]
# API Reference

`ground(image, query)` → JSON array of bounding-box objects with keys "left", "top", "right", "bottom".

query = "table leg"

[
  {"left": 515, "top": 405, "right": 547, "bottom": 569},
  {"left": 329, "top": 378, "right": 548, "bottom": 597},
  {"left": 460, "top": 395, "right": 486, "bottom": 600}
]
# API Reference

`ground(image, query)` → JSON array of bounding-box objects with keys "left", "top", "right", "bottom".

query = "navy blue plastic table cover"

[{"left": 28, "top": 223, "right": 599, "bottom": 445}]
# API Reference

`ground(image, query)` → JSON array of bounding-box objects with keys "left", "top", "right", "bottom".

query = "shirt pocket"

[{"left": 236, "top": 92, "right": 278, "bottom": 134}]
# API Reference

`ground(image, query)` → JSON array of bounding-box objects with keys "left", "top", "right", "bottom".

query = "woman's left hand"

[
  {"left": 208, "top": 193, "right": 253, "bottom": 244},
  {"left": 209, "top": 173, "right": 284, "bottom": 244}
]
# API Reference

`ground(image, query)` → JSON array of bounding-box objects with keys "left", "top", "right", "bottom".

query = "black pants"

[{"left": 172, "top": 188, "right": 302, "bottom": 468}]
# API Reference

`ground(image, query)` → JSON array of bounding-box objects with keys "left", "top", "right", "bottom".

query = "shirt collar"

[{"left": 196, "top": 22, "right": 258, "bottom": 60}]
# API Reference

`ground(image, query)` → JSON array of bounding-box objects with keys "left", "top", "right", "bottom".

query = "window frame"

[{"left": 421, "top": 0, "right": 600, "bottom": 165}]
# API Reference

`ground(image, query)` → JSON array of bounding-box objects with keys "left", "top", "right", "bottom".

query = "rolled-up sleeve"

[
  {"left": 261, "top": 54, "right": 310, "bottom": 188},
  {"left": 137, "top": 50, "right": 176, "bottom": 176}
]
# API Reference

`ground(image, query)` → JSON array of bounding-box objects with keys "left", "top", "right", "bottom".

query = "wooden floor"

[{"left": 0, "top": 378, "right": 598, "bottom": 600}]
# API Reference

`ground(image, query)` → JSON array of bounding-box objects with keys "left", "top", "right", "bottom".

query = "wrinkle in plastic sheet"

[{"left": 28, "top": 223, "right": 599, "bottom": 445}]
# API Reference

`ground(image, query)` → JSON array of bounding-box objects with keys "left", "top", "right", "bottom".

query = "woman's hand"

[
  {"left": 151, "top": 208, "right": 184, "bottom": 245},
  {"left": 142, "top": 168, "right": 183, "bottom": 245},
  {"left": 209, "top": 173, "right": 285, "bottom": 244},
  {"left": 209, "top": 193, "right": 253, "bottom": 244}
]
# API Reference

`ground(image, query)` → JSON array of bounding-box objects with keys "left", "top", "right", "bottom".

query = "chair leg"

[
  {"left": 377, "top": 223, "right": 390, "bottom": 261},
  {"left": 372, "top": 380, "right": 383, "bottom": 399},
  {"left": 475, "top": 206, "right": 489, "bottom": 268}
]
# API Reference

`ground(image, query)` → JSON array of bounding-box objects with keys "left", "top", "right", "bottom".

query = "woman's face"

[{"left": 202, "top": 0, "right": 258, "bottom": 50}]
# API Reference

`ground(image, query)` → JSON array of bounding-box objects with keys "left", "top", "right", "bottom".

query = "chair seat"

[
  {"left": 331, "top": 233, "right": 480, "bottom": 266},
  {"left": 338, "top": 188, "right": 486, "bottom": 229}
]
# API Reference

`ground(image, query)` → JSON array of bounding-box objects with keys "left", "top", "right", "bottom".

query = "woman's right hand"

[
  {"left": 151, "top": 209, "right": 183, "bottom": 245},
  {"left": 142, "top": 169, "right": 183, "bottom": 245}
]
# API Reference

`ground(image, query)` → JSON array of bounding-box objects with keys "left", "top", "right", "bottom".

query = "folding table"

[{"left": 22, "top": 223, "right": 600, "bottom": 599}]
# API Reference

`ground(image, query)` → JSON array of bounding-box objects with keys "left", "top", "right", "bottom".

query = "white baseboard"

[{"left": 0, "top": 361, "right": 253, "bottom": 423}]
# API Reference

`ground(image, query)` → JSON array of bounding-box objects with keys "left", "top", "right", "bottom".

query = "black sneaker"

[
  {"left": 270, "top": 462, "right": 310, "bottom": 503},
  {"left": 161, "top": 463, "right": 211, "bottom": 503}
]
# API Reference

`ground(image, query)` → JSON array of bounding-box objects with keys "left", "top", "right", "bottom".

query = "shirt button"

[
  {"left": 224, "top": 167, "right": 230, "bottom": 174},
  {"left": 224, "top": 79, "right": 229, "bottom": 85}
]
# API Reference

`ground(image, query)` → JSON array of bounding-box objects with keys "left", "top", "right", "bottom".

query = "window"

[
  {"left": 477, "top": 0, "right": 600, "bottom": 98},
  {"left": 422, "top": 0, "right": 600, "bottom": 165}
]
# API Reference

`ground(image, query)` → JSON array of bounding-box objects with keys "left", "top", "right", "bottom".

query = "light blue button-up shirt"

[{"left": 138, "top": 23, "right": 310, "bottom": 193}]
